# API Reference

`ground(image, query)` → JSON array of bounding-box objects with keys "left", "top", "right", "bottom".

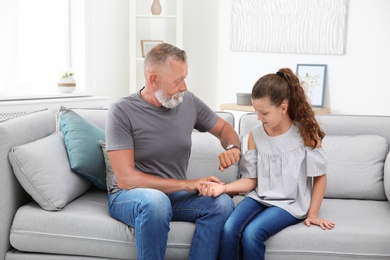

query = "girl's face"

[{"left": 252, "top": 97, "right": 288, "bottom": 131}]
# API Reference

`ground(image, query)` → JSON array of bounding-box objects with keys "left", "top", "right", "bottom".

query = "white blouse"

[{"left": 241, "top": 123, "right": 328, "bottom": 219}]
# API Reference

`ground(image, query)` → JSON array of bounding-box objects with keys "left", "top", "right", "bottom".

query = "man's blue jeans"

[
  {"left": 108, "top": 188, "right": 234, "bottom": 260},
  {"left": 220, "top": 197, "right": 301, "bottom": 260}
]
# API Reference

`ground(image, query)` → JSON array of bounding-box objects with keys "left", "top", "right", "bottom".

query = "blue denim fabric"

[
  {"left": 220, "top": 197, "right": 301, "bottom": 260},
  {"left": 108, "top": 188, "right": 234, "bottom": 260}
]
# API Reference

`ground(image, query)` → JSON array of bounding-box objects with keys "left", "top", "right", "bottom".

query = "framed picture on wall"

[
  {"left": 296, "top": 64, "right": 327, "bottom": 107},
  {"left": 141, "top": 40, "right": 164, "bottom": 58}
]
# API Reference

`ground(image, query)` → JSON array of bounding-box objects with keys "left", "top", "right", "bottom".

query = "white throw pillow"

[{"left": 9, "top": 132, "right": 91, "bottom": 211}]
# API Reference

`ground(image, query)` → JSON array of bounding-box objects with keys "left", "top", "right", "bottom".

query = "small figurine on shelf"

[
  {"left": 151, "top": 0, "right": 162, "bottom": 15},
  {"left": 57, "top": 69, "right": 76, "bottom": 93}
]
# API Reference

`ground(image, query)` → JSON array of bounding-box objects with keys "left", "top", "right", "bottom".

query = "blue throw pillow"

[{"left": 59, "top": 106, "right": 106, "bottom": 190}]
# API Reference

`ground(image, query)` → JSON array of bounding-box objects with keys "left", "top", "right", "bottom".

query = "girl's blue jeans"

[
  {"left": 220, "top": 197, "right": 301, "bottom": 260},
  {"left": 108, "top": 188, "right": 234, "bottom": 260}
]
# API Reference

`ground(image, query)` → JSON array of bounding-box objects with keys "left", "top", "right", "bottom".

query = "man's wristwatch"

[{"left": 225, "top": 144, "right": 240, "bottom": 151}]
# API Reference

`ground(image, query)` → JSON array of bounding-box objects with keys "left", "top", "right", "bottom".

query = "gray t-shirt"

[{"left": 105, "top": 89, "right": 218, "bottom": 193}]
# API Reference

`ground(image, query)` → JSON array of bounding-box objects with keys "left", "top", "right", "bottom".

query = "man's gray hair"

[{"left": 144, "top": 43, "right": 187, "bottom": 72}]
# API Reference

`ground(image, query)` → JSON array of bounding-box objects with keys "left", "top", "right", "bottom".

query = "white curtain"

[{"left": 0, "top": 0, "right": 70, "bottom": 97}]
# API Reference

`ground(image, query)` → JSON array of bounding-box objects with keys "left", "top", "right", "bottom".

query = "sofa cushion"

[
  {"left": 264, "top": 199, "right": 390, "bottom": 258},
  {"left": 322, "top": 135, "right": 388, "bottom": 200},
  {"left": 8, "top": 132, "right": 91, "bottom": 211},
  {"left": 59, "top": 106, "right": 106, "bottom": 190},
  {"left": 10, "top": 193, "right": 390, "bottom": 259},
  {"left": 10, "top": 189, "right": 194, "bottom": 260}
]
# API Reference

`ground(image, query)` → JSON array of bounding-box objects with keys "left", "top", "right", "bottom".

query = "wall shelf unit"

[{"left": 129, "top": 0, "right": 183, "bottom": 93}]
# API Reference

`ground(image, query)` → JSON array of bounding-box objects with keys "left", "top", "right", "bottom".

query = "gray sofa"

[{"left": 1, "top": 108, "right": 390, "bottom": 260}]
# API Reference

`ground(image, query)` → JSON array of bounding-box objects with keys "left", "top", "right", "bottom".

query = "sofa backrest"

[
  {"left": 187, "top": 112, "right": 239, "bottom": 184},
  {"left": 0, "top": 109, "right": 56, "bottom": 259},
  {"left": 317, "top": 114, "right": 390, "bottom": 147},
  {"left": 238, "top": 113, "right": 390, "bottom": 201},
  {"left": 239, "top": 113, "right": 390, "bottom": 145},
  {"left": 69, "top": 108, "right": 108, "bottom": 131}
]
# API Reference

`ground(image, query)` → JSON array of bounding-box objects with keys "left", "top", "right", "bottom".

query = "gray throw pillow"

[
  {"left": 9, "top": 132, "right": 91, "bottom": 211},
  {"left": 99, "top": 140, "right": 118, "bottom": 194},
  {"left": 323, "top": 135, "right": 388, "bottom": 200}
]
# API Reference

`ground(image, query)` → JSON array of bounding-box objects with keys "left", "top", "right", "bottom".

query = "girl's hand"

[
  {"left": 198, "top": 181, "right": 226, "bottom": 197},
  {"left": 304, "top": 216, "right": 335, "bottom": 230}
]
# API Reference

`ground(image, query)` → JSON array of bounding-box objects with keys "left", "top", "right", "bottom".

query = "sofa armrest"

[
  {"left": 384, "top": 152, "right": 390, "bottom": 202},
  {"left": 0, "top": 109, "right": 56, "bottom": 257}
]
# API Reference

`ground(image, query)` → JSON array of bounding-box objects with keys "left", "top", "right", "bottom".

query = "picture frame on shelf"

[
  {"left": 141, "top": 40, "right": 164, "bottom": 58},
  {"left": 296, "top": 64, "right": 327, "bottom": 107}
]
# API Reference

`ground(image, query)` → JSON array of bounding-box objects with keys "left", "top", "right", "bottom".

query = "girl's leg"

[
  {"left": 219, "top": 197, "right": 266, "bottom": 260},
  {"left": 242, "top": 206, "right": 301, "bottom": 260}
]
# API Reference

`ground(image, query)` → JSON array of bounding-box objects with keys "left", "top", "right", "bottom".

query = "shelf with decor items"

[
  {"left": 220, "top": 103, "right": 331, "bottom": 114},
  {"left": 220, "top": 103, "right": 330, "bottom": 131},
  {"left": 129, "top": 0, "right": 183, "bottom": 93}
]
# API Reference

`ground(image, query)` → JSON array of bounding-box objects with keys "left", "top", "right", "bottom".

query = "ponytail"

[{"left": 277, "top": 68, "right": 325, "bottom": 148}]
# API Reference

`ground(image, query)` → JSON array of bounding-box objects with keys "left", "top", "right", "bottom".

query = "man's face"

[{"left": 154, "top": 59, "right": 188, "bottom": 108}]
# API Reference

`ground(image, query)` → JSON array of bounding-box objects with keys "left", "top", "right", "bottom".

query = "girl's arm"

[
  {"left": 199, "top": 177, "right": 257, "bottom": 197},
  {"left": 199, "top": 132, "right": 257, "bottom": 197},
  {"left": 305, "top": 138, "right": 335, "bottom": 230},
  {"left": 304, "top": 172, "right": 335, "bottom": 230}
]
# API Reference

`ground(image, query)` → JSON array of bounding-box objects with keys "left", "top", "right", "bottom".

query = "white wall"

[
  {"left": 184, "top": 0, "right": 390, "bottom": 116},
  {"left": 85, "top": 0, "right": 130, "bottom": 103},
  {"left": 89, "top": 0, "right": 390, "bottom": 115},
  {"left": 183, "top": 0, "right": 219, "bottom": 108}
]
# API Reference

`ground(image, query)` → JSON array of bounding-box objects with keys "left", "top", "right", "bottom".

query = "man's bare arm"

[{"left": 108, "top": 149, "right": 223, "bottom": 193}]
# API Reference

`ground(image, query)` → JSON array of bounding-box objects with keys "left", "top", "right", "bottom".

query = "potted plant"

[{"left": 57, "top": 69, "right": 76, "bottom": 93}]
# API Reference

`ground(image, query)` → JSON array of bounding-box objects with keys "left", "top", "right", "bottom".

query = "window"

[{"left": 0, "top": 0, "right": 86, "bottom": 99}]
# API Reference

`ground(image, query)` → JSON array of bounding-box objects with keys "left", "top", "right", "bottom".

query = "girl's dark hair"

[{"left": 251, "top": 68, "right": 325, "bottom": 148}]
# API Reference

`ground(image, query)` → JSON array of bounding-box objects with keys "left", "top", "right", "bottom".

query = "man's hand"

[
  {"left": 219, "top": 148, "right": 240, "bottom": 171},
  {"left": 207, "top": 117, "right": 241, "bottom": 171},
  {"left": 198, "top": 181, "right": 226, "bottom": 197},
  {"left": 186, "top": 176, "right": 224, "bottom": 192}
]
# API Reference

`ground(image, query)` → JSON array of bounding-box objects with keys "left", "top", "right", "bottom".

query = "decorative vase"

[
  {"left": 57, "top": 76, "right": 76, "bottom": 93},
  {"left": 151, "top": 0, "right": 162, "bottom": 15}
]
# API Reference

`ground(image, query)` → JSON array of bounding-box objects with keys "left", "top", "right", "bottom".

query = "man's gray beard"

[{"left": 155, "top": 87, "right": 184, "bottom": 108}]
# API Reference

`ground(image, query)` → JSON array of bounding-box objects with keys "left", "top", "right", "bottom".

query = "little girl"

[{"left": 199, "top": 68, "right": 335, "bottom": 260}]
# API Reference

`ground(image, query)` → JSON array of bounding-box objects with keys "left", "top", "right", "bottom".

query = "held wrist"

[{"left": 223, "top": 184, "right": 229, "bottom": 193}]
